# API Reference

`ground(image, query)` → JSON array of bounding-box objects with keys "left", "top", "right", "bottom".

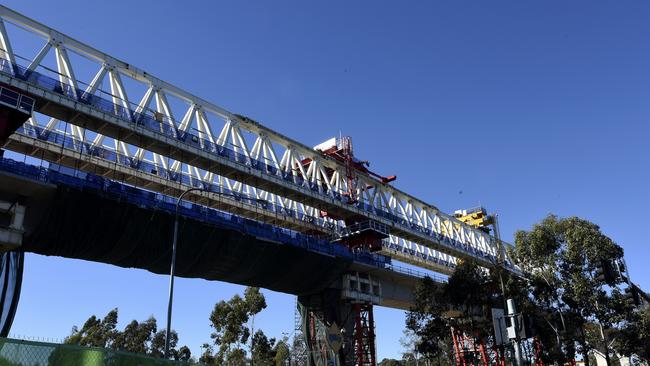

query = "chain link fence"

[{"left": 0, "top": 337, "right": 197, "bottom": 366}]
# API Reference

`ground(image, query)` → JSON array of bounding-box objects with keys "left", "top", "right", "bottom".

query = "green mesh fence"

[{"left": 0, "top": 337, "right": 198, "bottom": 366}]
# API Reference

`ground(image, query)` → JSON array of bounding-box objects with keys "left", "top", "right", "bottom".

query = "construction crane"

[{"left": 304, "top": 136, "right": 397, "bottom": 252}]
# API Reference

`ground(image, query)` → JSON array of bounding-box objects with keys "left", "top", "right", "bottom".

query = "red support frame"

[
  {"left": 492, "top": 342, "right": 506, "bottom": 366},
  {"left": 451, "top": 327, "right": 495, "bottom": 366},
  {"left": 477, "top": 337, "right": 490, "bottom": 366},
  {"left": 451, "top": 327, "right": 467, "bottom": 366},
  {"left": 352, "top": 303, "right": 376, "bottom": 366},
  {"left": 533, "top": 337, "right": 545, "bottom": 366}
]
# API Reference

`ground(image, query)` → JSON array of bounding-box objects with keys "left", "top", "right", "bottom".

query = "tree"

[
  {"left": 405, "top": 275, "right": 449, "bottom": 360},
  {"left": 405, "top": 214, "right": 644, "bottom": 365},
  {"left": 199, "top": 343, "right": 216, "bottom": 364},
  {"left": 225, "top": 347, "right": 246, "bottom": 365},
  {"left": 177, "top": 345, "right": 192, "bottom": 362},
  {"left": 246, "top": 287, "right": 268, "bottom": 363},
  {"left": 399, "top": 329, "right": 420, "bottom": 365},
  {"left": 615, "top": 306, "right": 650, "bottom": 362},
  {"left": 273, "top": 337, "right": 291, "bottom": 366},
  {"left": 513, "top": 215, "right": 629, "bottom": 365},
  {"left": 112, "top": 317, "right": 157, "bottom": 354},
  {"left": 64, "top": 309, "right": 190, "bottom": 361},
  {"left": 64, "top": 308, "right": 118, "bottom": 348},
  {"left": 378, "top": 359, "right": 403, "bottom": 366},
  {"left": 406, "top": 259, "right": 496, "bottom": 363},
  {"left": 150, "top": 329, "right": 178, "bottom": 358},
  {"left": 251, "top": 329, "right": 276, "bottom": 366},
  {"left": 209, "top": 286, "right": 268, "bottom": 365}
]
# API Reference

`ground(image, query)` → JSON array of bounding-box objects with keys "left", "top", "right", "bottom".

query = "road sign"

[{"left": 327, "top": 323, "right": 343, "bottom": 353}]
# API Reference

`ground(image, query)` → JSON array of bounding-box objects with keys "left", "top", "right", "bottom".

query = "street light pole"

[
  {"left": 164, "top": 187, "right": 267, "bottom": 358},
  {"left": 165, "top": 187, "right": 205, "bottom": 358}
]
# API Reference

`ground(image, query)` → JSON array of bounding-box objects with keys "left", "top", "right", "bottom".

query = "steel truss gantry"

[{"left": 0, "top": 5, "right": 519, "bottom": 275}]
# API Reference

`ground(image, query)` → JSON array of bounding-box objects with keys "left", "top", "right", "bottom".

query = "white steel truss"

[{"left": 0, "top": 5, "right": 518, "bottom": 273}]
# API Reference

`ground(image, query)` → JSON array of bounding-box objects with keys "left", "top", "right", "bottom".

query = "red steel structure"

[
  {"left": 451, "top": 327, "right": 512, "bottom": 366},
  {"left": 533, "top": 338, "right": 545, "bottom": 366},
  {"left": 352, "top": 303, "right": 376, "bottom": 366}
]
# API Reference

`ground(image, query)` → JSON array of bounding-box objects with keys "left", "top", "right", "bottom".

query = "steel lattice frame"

[
  {"left": 352, "top": 303, "right": 376, "bottom": 366},
  {"left": 0, "top": 5, "right": 520, "bottom": 275}
]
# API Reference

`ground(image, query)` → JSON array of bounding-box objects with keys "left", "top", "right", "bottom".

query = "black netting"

[{"left": 24, "top": 187, "right": 351, "bottom": 296}]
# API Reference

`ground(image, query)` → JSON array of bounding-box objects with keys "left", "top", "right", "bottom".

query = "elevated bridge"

[
  {"left": 0, "top": 157, "right": 425, "bottom": 309},
  {"left": 0, "top": 5, "right": 519, "bottom": 365}
]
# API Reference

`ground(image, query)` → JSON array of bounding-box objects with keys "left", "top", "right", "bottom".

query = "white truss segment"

[
  {"left": 177, "top": 104, "right": 196, "bottom": 135},
  {"left": 0, "top": 4, "right": 517, "bottom": 271},
  {"left": 196, "top": 109, "right": 215, "bottom": 150},
  {"left": 132, "top": 85, "right": 156, "bottom": 161},
  {"left": 0, "top": 19, "right": 15, "bottom": 74},
  {"left": 84, "top": 65, "right": 109, "bottom": 101},
  {"left": 25, "top": 40, "right": 51, "bottom": 74},
  {"left": 232, "top": 123, "right": 251, "bottom": 160},
  {"left": 107, "top": 68, "right": 132, "bottom": 120},
  {"left": 154, "top": 90, "right": 178, "bottom": 136},
  {"left": 53, "top": 44, "right": 85, "bottom": 142},
  {"left": 54, "top": 45, "right": 78, "bottom": 96}
]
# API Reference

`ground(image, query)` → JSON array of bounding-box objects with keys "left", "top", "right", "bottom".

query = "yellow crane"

[{"left": 454, "top": 207, "right": 495, "bottom": 234}]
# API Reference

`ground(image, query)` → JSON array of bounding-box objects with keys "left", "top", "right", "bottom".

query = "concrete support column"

[
  {"left": 0, "top": 200, "right": 25, "bottom": 250},
  {"left": 298, "top": 290, "right": 356, "bottom": 366}
]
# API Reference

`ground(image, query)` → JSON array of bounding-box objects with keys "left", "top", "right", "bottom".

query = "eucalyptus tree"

[
  {"left": 209, "top": 286, "right": 268, "bottom": 365},
  {"left": 513, "top": 215, "right": 627, "bottom": 365}
]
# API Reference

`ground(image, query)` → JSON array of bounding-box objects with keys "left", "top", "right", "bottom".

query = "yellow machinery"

[{"left": 454, "top": 207, "right": 495, "bottom": 234}]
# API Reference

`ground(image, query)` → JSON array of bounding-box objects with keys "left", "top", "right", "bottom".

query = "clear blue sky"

[{"left": 4, "top": 0, "right": 650, "bottom": 361}]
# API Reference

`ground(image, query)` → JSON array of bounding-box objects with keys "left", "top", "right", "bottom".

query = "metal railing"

[
  {"left": 388, "top": 264, "right": 448, "bottom": 283},
  {"left": 0, "top": 85, "right": 34, "bottom": 114}
]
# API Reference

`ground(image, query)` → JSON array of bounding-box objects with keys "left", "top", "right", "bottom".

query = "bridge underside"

[
  {"left": 0, "top": 158, "right": 423, "bottom": 365},
  {"left": 22, "top": 185, "right": 352, "bottom": 296}
]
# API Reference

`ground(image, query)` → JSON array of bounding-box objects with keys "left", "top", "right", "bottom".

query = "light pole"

[{"left": 164, "top": 186, "right": 267, "bottom": 358}]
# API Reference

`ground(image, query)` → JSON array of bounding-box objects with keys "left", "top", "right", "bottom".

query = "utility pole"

[
  {"left": 507, "top": 299, "right": 524, "bottom": 366},
  {"left": 491, "top": 214, "right": 510, "bottom": 365},
  {"left": 594, "top": 299, "right": 611, "bottom": 366},
  {"left": 492, "top": 214, "right": 510, "bottom": 313}
]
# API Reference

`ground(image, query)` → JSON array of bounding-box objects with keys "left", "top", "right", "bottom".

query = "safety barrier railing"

[
  {"left": 389, "top": 265, "right": 447, "bottom": 283},
  {"left": 336, "top": 220, "right": 390, "bottom": 237},
  {"left": 0, "top": 85, "right": 34, "bottom": 113},
  {"left": 0, "top": 58, "right": 505, "bottom": 265},
  {"left": 382, "top": 239, "right": 458, "bottom": 271}
]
